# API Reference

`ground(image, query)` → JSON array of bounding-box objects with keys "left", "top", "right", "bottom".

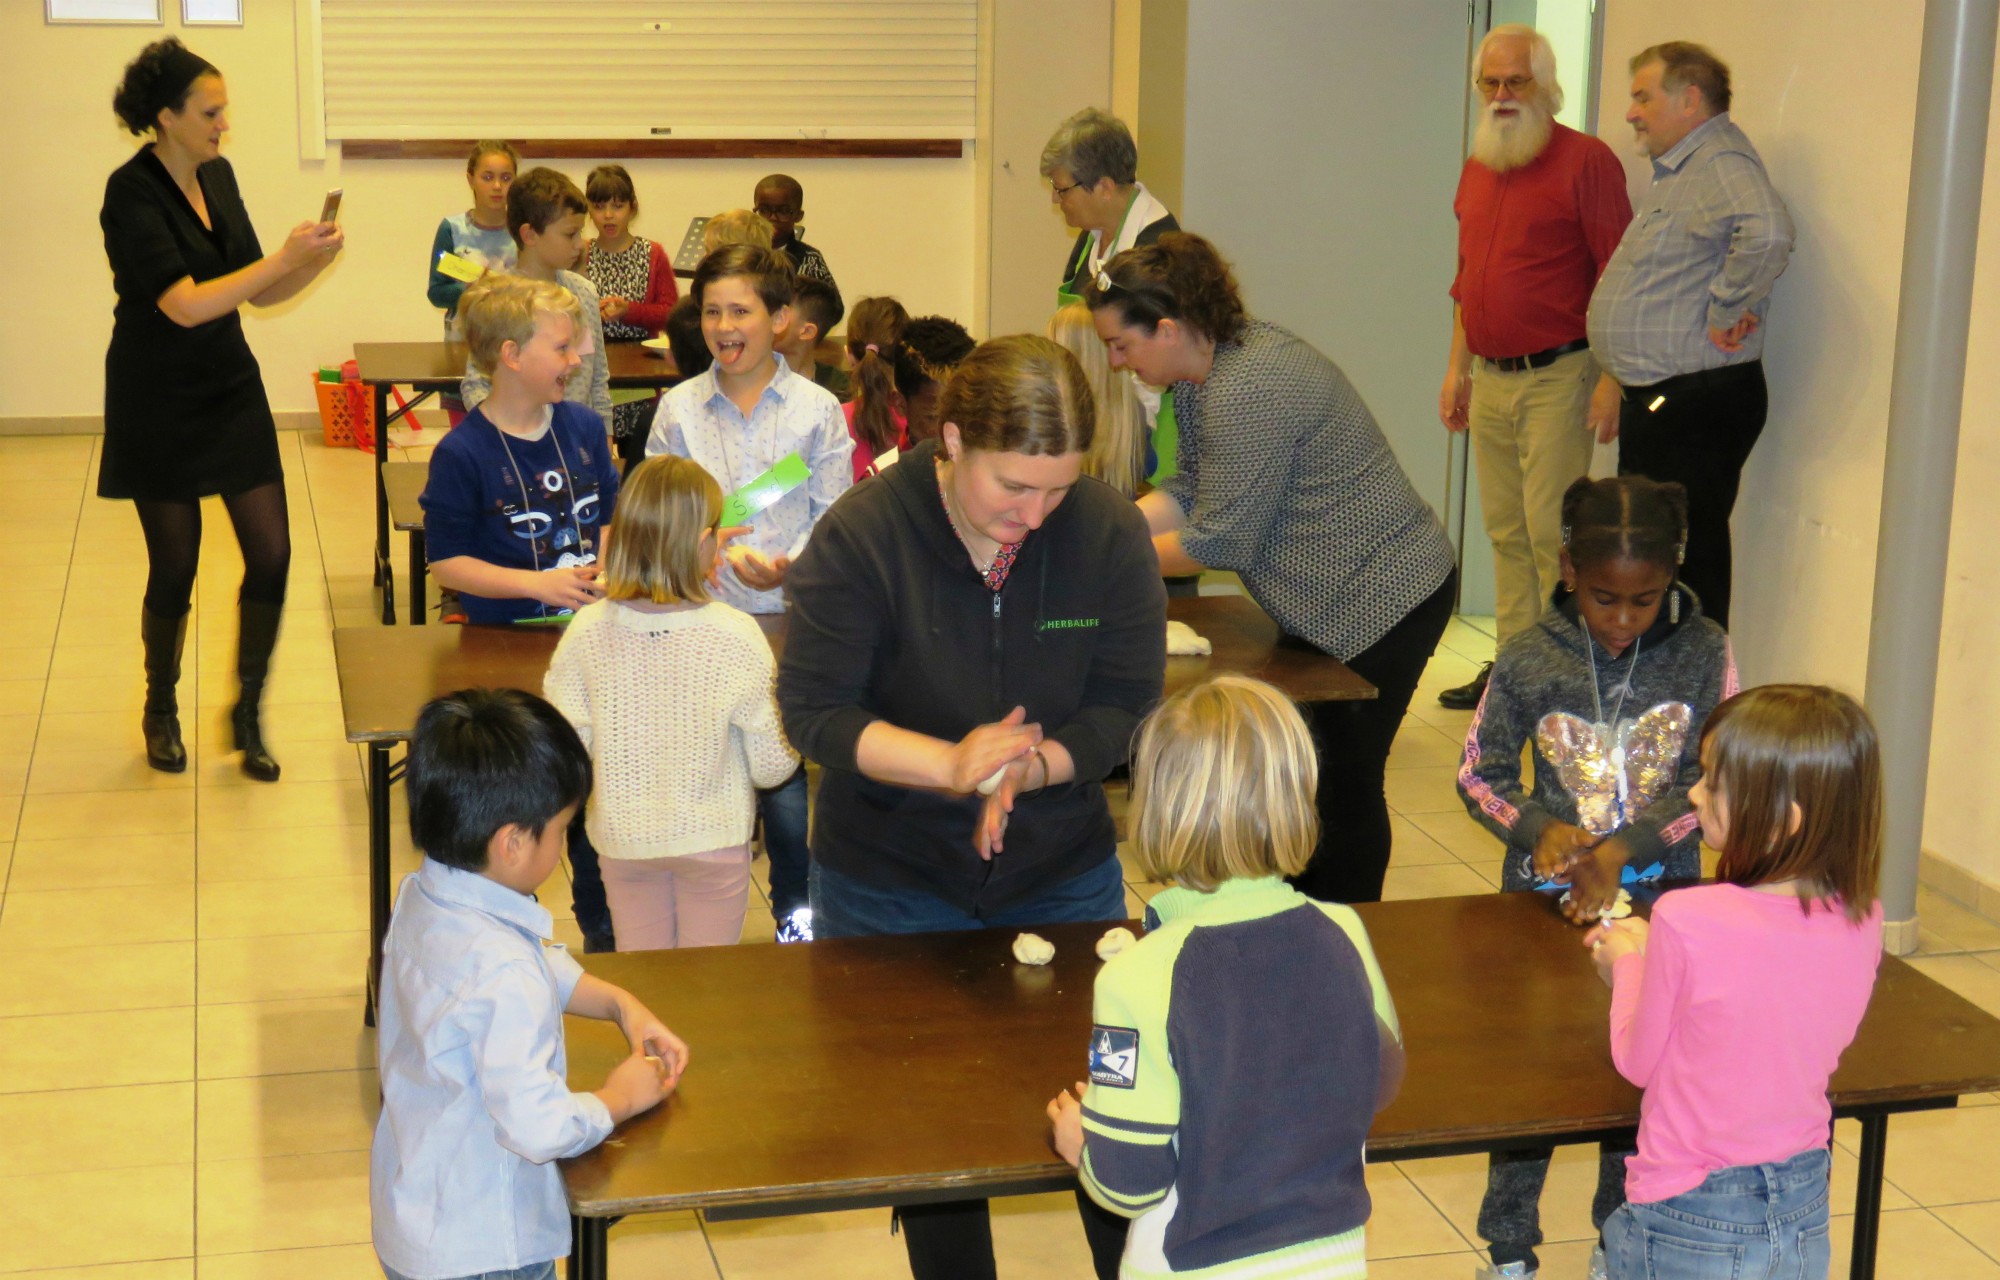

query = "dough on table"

[
  {"left": 1012, "top": 932, "right": 1055, "bottom": 965},
  {"left": 1166, "top": 621, "right": 1212, "bottom": 656},
  {"left": 1095, "top": 926, "right": 1136, "bottom": 959},
  {"left": 1558, "top": 886, "right": 1635, "bottom": 919}
]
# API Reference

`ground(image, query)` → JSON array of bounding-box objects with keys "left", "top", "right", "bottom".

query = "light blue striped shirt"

[
  {"left": 646, "top": 354, "right": 853, "bottom": 615},
  {"left": 1587, "top": 113, "right": 1795, "bottom": 387},
  {"left": 370, "top": 859, "right": 612, "bottom": 1278}
]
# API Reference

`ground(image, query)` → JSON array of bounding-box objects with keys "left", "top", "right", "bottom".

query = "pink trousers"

[{"left": 598, "top": 847, "right": 750, "bottom": 950}]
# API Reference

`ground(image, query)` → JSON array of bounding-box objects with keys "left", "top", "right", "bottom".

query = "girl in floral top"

[{"left": 580, "top": 164, "right": 679, "bottom": 466}]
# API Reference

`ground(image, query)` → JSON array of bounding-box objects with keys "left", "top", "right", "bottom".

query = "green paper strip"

[{"left": 719, "top": 452, "right": 810, "bottom": 528}]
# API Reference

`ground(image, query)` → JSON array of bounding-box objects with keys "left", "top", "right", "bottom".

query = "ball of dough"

[
  {"left": 975, "top": 765, "right": 1009, "bottom": 796},
  {"left": 1012, "top": 932, "right": 1055, "bottom": 965},
  {"left": 1095, "top": 926, "right": 1136, "bottom": 960}
]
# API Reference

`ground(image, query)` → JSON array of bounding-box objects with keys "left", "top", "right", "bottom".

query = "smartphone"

[{"left": 318, "top": 188, "right": 344, "bottom": 225}]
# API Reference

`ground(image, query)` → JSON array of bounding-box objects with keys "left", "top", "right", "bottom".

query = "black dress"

[{"left": 99, "top": 148, "right": 283, "bottom": 501}]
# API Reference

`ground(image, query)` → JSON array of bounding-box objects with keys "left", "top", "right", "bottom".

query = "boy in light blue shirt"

[
  {"left": 646, "top": 243, "right": 852, "bottom": 616},
  {"left": 646, "top": 244, "right": 851, "bottom": 943},
  {"left": 370, "top": 688, "right": 688, "bottom": 1280}
]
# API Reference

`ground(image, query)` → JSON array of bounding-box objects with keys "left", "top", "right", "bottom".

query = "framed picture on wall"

[
  {"left": 45, "top": 0, "right": 160, "bottom": 21},
  {"left": 183, "top": 0, "right": 241, "bottom": 23}
]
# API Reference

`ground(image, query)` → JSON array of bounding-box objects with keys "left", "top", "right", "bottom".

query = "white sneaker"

[
  {"left": 1588, "top": 1244, "right": 1608, "bottom": 1280},
  {"left": 774, "top": 906, "right": 814, "bottom": 943},
  {"left": 1473, "top": 1263, "right": 1535, "bottom": 1279}
]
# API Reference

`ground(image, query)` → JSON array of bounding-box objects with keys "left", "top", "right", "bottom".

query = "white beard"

[{"left": 1471, "top": 100, "right": 1555, "bottom": 172}]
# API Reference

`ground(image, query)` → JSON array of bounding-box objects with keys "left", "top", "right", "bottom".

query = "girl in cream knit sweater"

[{"left": 545, "top": 456, "right": 798, "bottom": 949}]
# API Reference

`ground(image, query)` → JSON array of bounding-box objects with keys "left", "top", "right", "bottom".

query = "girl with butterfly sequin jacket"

[
  {"left": 1456, "top": 476, "right": 1738, "bottom": 925},
  {"left": 1454, "top": 476, "right": 1736, "bottom": 1280}
]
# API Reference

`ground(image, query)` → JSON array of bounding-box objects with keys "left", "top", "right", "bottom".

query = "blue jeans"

[
  {"left": 758, "top": 767, "right": 811, "bottom": 921},
  {"left": 382, "top": 1261, "right": 556, "bottom": 1280},
  {"left": 1603, "top": 1147, "right": 1832, "bottom": 1280},
  {"left": 810, "top": 853, "right": 1128, "bottom": 939}
]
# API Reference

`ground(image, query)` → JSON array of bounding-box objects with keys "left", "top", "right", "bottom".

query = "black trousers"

[
  {"left": 897, "top": 1189, "right": 1126, "bottom": 1280},
  {"left": 1615, "top": 361, "right": 1768, "bottom": 628},
  {"left": 1288, "top": 570, "right": 1458, "bottom": 905}
]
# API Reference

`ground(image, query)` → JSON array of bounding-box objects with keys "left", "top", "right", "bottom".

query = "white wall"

[
  {"left": 3, "top": 3, "right": 977, "bottom": 426},
  {"left": 983, "top": 0, "right": 1113, "bottom": 338},
  {"left": 1178, "top": 0, "right": 1472, "bottom": 524}
]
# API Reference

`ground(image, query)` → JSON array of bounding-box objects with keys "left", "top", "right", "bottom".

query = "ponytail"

[{"left": 846, "top": 296, "right": 911, "bottom": 456}]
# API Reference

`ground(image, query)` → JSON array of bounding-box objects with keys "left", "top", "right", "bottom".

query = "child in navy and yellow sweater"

[{"left": 1048, "top": 675, "right": 1405, "bottom": 1279}]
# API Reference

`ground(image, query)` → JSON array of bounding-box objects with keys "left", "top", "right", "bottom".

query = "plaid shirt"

[{"left": 1587, "top": 114, "right": 1794, "bottom": 387}]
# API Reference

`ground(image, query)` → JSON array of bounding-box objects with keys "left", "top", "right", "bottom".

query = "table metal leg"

[
  {"left": 1850, "top": 1112, "right": 1889, "bottom": 1280},
  {"left": 409, "top": 529, "right": 426, "bottom": 626},
  {"left": 570, "top": 1215, "right": 609, "bottom": 1280},
  {"left": 366, "top": 741, "right": 392, "bottom": 1028},
  {"left": 374, "top": 381, "right": 396, "bottom": 623}
]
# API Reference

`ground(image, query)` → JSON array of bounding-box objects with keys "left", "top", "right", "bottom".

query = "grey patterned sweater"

[
  {"left": 1456, "top": 585, "right": 1736, "bottom": 889},
  {"left": 1162, "top": 320, "right": 1455, "bottom": 660}
]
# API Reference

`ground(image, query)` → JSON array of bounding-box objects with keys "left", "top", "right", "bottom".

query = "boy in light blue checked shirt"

[{"left": 371, "top": 689, "right": 688, "bottom": 1280}]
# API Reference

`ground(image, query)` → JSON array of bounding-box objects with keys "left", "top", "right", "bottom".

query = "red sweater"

[
  {"left": 581, "top": 239, "right": 679, "bottom": 335},
  {"left": 1450, "top": 123, "right": 1632, "bottom": 360}
]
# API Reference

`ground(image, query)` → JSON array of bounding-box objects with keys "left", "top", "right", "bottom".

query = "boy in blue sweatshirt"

[
  {"left": 420, "top": 274, "right": 623, "bottom": 951},
  {"left": 423, "top": 274, "right": 621, "bottom": 624}
]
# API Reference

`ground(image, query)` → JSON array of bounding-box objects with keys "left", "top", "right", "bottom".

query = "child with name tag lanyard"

[
  {"left": 647, "top": 244, "right": 852, "bottom": 942},
  {"left": 1454, "top": 475, "right": 1735, "bottom": 1280},
  {"left": 1047, "top": 676, "right": 1404, "bottom": 1280},
  {"left": 420, "top": 274, "right": 623, "bottom": 952}
]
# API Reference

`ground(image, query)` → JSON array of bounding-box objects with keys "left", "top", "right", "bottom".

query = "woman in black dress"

[{"left": 104, "top": 39, "right": 342, "bottom": 779}]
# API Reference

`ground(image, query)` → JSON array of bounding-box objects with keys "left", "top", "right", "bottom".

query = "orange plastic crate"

[{"left": 313, "top": 377, "right": 375, "bottom": 449}]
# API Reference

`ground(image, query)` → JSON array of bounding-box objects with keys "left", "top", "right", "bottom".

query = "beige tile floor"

[{"left": 1, "top": 431, "right": 1998, "bottom": 1277}]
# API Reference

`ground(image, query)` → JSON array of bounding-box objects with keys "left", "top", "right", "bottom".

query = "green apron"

[{"left": 1057, "top": 187, "right": 1144, "bottom": 309}]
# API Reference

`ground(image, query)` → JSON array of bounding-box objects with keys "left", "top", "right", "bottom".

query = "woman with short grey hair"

[{"left": 1041, "top": 107, "right": 1179, "bottom": 305}]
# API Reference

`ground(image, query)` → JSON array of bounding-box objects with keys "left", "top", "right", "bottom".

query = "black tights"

[{"left": 135, "top": 480, "right": 292, "bottom": 618}]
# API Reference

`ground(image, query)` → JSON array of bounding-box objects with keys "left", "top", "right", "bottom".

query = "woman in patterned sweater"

[{"left": 1085, "top": 233, "right": 1457, "bottom": 904}]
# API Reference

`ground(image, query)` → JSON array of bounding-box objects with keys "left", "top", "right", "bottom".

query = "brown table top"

[
  {"left": 333, "top": 594, "right": 1373, "bottom": 744},
  {"left": 558, "top": 891, "right": 2000, "bottom": 1217},
  {"left": 355, "top": 340, "right": 684, "bottom": 389},
  {"left": 354, "top": 337, "right": 845, "bottom": 391},
  {"left": 383, "top": 461, "right": 429, "bottom": 532}
]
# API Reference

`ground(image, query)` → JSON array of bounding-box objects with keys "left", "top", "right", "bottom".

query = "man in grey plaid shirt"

[{"left": 1587, "top": 41, "right": 1793, "bottom": 628}]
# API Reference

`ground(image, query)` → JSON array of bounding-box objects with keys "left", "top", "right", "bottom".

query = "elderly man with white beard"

[{"left": 1436, "top": 24, "right": 1632, "bottom": 712}]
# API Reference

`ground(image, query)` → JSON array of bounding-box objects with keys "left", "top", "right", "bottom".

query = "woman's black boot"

[
  {"left": 232, "top": 600, "right": 283, "bottom": 782},
  {"left": 140, "top": 607, "right": 187, "bottom": 773}
]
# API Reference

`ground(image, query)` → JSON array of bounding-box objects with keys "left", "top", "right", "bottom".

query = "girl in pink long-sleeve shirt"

[{"left": 1586, "top": 685, "right": 1885, "bottom": 1280}]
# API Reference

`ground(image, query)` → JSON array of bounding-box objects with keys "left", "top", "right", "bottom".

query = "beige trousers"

[{"left": 1469, "top": 348, "right": 1598, "bottom": 642}]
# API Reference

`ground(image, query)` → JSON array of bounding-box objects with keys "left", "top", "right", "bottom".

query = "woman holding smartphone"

[{"left": 102, "top": 38, "right": 342, "bottom": 780}]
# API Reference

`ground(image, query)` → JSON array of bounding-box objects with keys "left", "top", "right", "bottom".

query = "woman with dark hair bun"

[
  {"left": 102, "top": 39, "right": 343, "bottom": 780},
  {"left": 1086, "top": 231, "right": 1458, "bottom": 906}
]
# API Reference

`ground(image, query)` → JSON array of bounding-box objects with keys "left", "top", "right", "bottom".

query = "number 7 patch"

[{"left": 1089, "top": 1025, "right": 1140, "bottom": 1089}]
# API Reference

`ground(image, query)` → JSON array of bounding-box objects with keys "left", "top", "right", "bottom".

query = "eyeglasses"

[
  {"left": 1049, "top": 179, "right": 1084, "bottom": 201},
  {"left": 752, "top": 203, "right": 798, "bottom": 219},
  {"left": 1475, "top": 74, "right": 1536, "bottom": 97}
]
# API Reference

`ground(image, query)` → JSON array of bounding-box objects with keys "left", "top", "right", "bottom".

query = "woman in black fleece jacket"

[{"left": 778, "top": 334, "right": 1164, "bottom": 1280}]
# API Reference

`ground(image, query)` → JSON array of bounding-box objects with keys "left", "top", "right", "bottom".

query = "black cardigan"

[{"left": 779, "top": 440, "right": 1167, "bottom": 914}]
